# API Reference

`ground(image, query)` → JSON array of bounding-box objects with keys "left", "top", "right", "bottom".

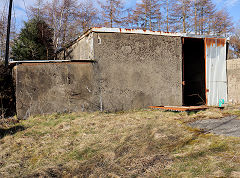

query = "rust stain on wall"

[
  {"left": 206, "top": 38, "right": 216, "bottom": 48},
  {"left": 217, "top": 38, "right": 226, "bottom": 47},
  {"left": 125, "top": 28, "right": 132, "bottom": 32},
  {"left": 206, "top": 38, "right": 226, "bottom": 48}
]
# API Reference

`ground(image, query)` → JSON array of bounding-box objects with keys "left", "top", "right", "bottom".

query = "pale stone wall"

[{"left": 227, "top": 59, "right": 240, "bottom": 104}]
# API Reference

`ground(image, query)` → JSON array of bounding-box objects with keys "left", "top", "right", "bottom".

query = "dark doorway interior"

[{"left": 183, "top": 38, "right": 206, "bottom": 106}]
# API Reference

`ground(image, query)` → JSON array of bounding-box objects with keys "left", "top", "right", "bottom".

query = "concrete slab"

[{"left": 189, "top": 115, "right": 240, "bottom": 137}]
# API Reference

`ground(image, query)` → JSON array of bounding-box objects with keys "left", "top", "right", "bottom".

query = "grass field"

[{"left": 1, "top": 107, "right": 240, "bottom": 177}]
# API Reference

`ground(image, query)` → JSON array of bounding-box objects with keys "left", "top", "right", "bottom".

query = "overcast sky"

[{"left": 0, "top": 0, "right": 239, "bottom": 30}]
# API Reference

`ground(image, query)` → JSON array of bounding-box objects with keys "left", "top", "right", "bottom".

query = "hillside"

[{"left": 1, "top": 107, "right": 240, "bottom": 177}]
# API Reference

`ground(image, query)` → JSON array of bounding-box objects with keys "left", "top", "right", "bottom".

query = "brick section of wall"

[{"left": 227, "top": 59, "right": 240, "bottom": 104}]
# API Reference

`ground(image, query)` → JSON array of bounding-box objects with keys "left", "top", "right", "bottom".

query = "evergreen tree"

[{"left": 12, "top": 18, "right": 54, "bottom": 61}]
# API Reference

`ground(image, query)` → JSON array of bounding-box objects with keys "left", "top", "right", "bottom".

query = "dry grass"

[{"left": 0, "top": 107, "right": 240, "bottom": 177}]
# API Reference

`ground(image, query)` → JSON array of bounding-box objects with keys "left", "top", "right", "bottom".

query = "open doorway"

[{"left": 182, "top": 38, "right": 206, "bottom": 106}]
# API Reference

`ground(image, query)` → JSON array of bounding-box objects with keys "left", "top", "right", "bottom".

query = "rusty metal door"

[{"left": 205, "top": 38, "right": 227, "bottom": 106}]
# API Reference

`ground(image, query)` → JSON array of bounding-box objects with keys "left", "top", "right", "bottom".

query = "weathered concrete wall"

[
  {"left": 14, "top": 62, "right": 99, "bottom": 119},
  {"left": 227, "top": 59, "right": 240, "bottom": 104},
  {"left": 15, "top": 32, "right": 183, "bottom": 118},
  {"left": 58, "top": 33, "right": 94, "bottom": 60},
  {"left": 93, "top": 32, "right": 183, "bottom": 111}
]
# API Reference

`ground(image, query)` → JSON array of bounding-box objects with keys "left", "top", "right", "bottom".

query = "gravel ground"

[{"left": 189, "top": 115, "right": 240, "bottom": 137}]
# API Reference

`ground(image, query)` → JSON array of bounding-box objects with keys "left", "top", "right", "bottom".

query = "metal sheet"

[{"left": 205, "top": 38, "right": 227, "bottom": 106}]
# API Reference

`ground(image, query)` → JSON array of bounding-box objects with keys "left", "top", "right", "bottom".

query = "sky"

[{"left": 0, "top": 0, "right": 240, "bottom": 30}]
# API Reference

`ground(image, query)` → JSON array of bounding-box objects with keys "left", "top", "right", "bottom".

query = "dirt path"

[{"left": 189, "top": 115, "right": 240, "bottom": 137}]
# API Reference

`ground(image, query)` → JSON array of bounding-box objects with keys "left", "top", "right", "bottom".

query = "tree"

[
  {"left": 28, "top": 0, "right": 46, "bottom": 19},
  {"left": 170, "top": 0, "right": 192, "bottom": 33},
  {"left": 0, "top": 4, "right": 16, "bottom": 61},
  {"left": 0, "top": 10, "right": 7, "bottom": 61},
  {"left": 78, "top": 0, "right": 99, "bottom": 32},
  {"left": 98, "top": 0, "right": 124, "bottom": 28},
  {"left": 162, "top": 0, "right": 173, "bottom": 32},
  {"left": 193, "top": 0, "right": 216, "bottom": 35},
  {"left": 12, "top": 18, "right": 54, "bottom": 61},
  {"left": 230, "top": 24, "right": 240, "bottom": 58},
  {"left": 28, "top": 0, "right": 99, "bottom": 53},
  {"left": 212, "top": 9, "right": 233, "bottom": 36},
  {"left": 132, "top": 0, "right": 161, "bottom": 31}
]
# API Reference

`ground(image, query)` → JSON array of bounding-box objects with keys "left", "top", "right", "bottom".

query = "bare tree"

[
  {"left": 193, "top": 0, "right": 216, "bottom": 35},
  {"left": 78, "top": 0, "right": 99, "bottom": 32},
  {"left": 162, "top": 0, "right": 176, "bottom": 32},
  {"left": 28, "top": 0, "right": 46, "bottom": 19},
  {"left": 212, "top": 9, "right": 233, "bottom": 36},
  {"left": 29, "top": 0, "right": 100, "bottom": 54},
  {"left": 230, "top": 24, "right": 240, "bottom": 58},
  {"left": 0, "top": 8, "right": 7, "bottom": 61},
  {"left": 170, "top": 0, "right": 192, "bottom": 33},
  {"left": 29, "top": 0, "right": 81, "bottom": 53},
  {"left": 0, "top": 2, "right": 16, "bottom": 61},
  {"left": 132, "top": 0, "right": 161, "bottom": 31},
  {"left": 98, "top": 0, "right": 124, "bottom": 28}
]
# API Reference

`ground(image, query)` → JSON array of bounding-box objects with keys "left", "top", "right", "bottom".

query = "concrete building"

[
  {"left": 227, "top": 58, "right": 240, "bottom": 104},
  {"left": 11, "top": 28, "right": 229, "bottom": 119}
]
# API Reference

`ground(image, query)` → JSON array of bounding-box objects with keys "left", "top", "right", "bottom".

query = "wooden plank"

[{"left": 149, "top": 106, "right": 208, "bottom": 112}]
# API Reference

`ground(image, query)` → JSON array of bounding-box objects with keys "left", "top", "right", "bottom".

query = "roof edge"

[{"left": 57, "top": 27, "right": 227, "bottom": 53}]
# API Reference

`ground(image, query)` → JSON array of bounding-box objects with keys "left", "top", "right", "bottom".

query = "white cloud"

[
  {"left": 224, "top": 0, "right": 240, "bottom": 7},
  {"left": 213, "top": 0, "right": 240, "bottom": 7}
]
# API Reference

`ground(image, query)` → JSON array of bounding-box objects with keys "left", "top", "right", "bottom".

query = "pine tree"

[{"left": 12, "top": 18, "right": 54, "bottom": 61}]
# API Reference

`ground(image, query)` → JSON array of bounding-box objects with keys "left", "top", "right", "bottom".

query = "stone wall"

[
  {"left": 227, "top": 59, "right": 240, "bottom": 104},
  {"left": 93, "top": 32, "right": 183, "bottom": 111},
  {"left": 14, "top": 62, "right": 99, "bottom": 119}
]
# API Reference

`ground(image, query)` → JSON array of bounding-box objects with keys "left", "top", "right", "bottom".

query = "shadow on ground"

[{"left": 0, "top": 125, "right": 25, "bottom": 139}]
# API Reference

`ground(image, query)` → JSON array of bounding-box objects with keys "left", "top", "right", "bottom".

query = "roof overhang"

[
  {"left": 58, "top": 27, "right": 228, "bottom": 53},
  {"left": 85, "top": 27, "right": 227, "bottom": 39}
]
